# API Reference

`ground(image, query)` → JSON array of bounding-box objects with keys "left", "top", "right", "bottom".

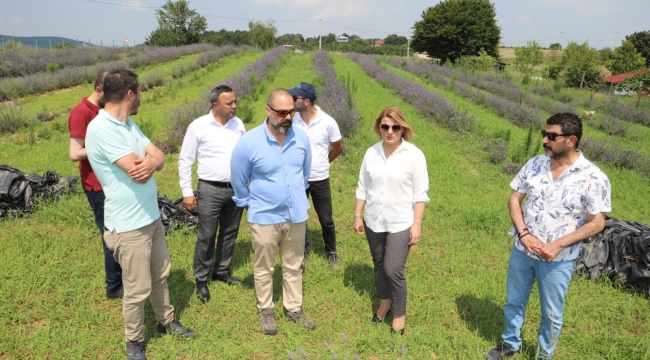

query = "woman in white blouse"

[{"left": 353, "top": 106, "right": 430, "bottom": 335}]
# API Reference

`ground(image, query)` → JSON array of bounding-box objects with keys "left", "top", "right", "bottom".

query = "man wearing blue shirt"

[
  {"left": 231, "top": 88, "right": 315, "bottom": 336},
  {"left": 86, "top": 69, "right": 195, "bottom": 360}
]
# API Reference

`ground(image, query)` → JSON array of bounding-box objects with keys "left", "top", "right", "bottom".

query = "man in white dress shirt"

[
  {"left": 288, "top": 82, "right": 343, "bottom": 269},
  {"left": 178, "top": 85, "right": 246, "bottom": 303}
]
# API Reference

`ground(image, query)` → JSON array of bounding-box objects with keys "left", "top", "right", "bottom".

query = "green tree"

[
  {"left": 514, "top": 40, "right": 544, "bottom": 73},
  {"left": 560, "top": 41, "right": 603, "bottom": 89},
  {"left": 616, "top": 69, "right": 650, "bottom": 95},
  {"left": 549, "top": 43, "right": 561, "bottom": 50},
  {"left": 384, "top": 34, "right": 408, "bottom": 46},
  {"left": 606, "top": 40, "right": 647, "bottom": 75},
  {"left": 200, "top": 29, "right": 251, "bottom": 46},
  {"left": 625, "top": 30, "right": 650, "bottom": 67},
  {"left": 412, "top": 0, "right": 501, "bottom": 62},
  {"left": 145, "top": 0, "right": 207, "bottom": 46},
  {"left": 597, "top": 47, "right": 613, "bottom": 64},
  {"left": 248, "top": 19, "right": 277, "bottom": 49}
]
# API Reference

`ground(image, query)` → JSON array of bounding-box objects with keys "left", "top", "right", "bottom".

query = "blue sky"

[{"left": 0, "top": 0, "right": 647, "bottom": 48}]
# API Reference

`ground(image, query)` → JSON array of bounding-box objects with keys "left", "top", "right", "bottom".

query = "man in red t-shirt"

[{"left": 68, "top": 71, "right": 123, "bottom": 300}]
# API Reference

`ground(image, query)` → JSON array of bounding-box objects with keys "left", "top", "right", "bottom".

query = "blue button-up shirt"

[{"left": 231, "top": 119, "right": 312, "bottom": 225}]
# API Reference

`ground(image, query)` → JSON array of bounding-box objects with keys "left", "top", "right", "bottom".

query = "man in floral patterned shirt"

[{"left": 486, "top": 113, "right": 611, "bottom": 360}]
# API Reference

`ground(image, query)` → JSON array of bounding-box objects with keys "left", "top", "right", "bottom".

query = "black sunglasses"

[
  {"left": 541, "top": 130, "right": 571, "bottom": 141},
  {"left": 268, "top": 106, "right": 296, "bottom": 118},
  {"left": 380, "top": 124, "right": 402, "bottom": 132}
]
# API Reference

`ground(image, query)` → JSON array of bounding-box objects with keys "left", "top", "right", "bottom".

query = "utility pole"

[
  {"left": 317, "top": 16, "right": 322, "bottom": 50},
  {"left": 559, "top": 32, "right": 564, "bottom": 49},
  {"left": 614, "top": 31, "right": 620, "bottom": 45},
  {"left": 406, "top": 37, "right": 410, "bottom": 59}
]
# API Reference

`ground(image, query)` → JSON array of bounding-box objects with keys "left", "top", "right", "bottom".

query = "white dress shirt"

[
  {"left": 356, "top": 140, "right": 430, "bottom": 233},
  {"left": 178, "top": 112, "right": 246, "bottom": 197},
  {"left": 292, "top": 105, "right": 342, "bottom": 182}
]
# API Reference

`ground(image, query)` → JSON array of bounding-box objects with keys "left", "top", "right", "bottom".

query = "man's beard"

[
  {"left": 544, "top": 144, "right": 568, "bottom": 160},
  {"left": 270, "top": 117, "right": 292, "bottom": 135}
]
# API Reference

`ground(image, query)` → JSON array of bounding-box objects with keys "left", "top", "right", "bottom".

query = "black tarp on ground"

[
  {"left": 0, "top": 164, "right": 78, "bottom": 218},
  {"left": 158, "top": 195, "right": 198, "bottom": 234},
  {"left": 575, "top": 217, "right": 650, "bottom": 295}
]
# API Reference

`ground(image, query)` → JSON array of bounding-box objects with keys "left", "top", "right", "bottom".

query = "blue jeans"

[
  {"left": 84, "top": 189, "right": 123, "bottom": 292},
  {"left": 501, "top": 245, "right": 574, "bottom": 359}
]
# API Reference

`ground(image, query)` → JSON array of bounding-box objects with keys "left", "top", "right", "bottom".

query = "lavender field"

[{"left": 1, "top": 48, "right": 649, "bottom": 359}]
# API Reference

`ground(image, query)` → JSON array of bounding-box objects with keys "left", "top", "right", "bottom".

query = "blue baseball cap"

[{"left": 287, "top": 82, "right": 317, "bottom": 102}]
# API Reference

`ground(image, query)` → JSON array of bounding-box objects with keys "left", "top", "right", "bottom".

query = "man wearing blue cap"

[{"left": 288, "top": 82, "right": 343, "bottom": 269}]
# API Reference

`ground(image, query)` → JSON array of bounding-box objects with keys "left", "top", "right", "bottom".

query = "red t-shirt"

[{"left": 68, "top": 97, "right": 102, "bottom": 191}]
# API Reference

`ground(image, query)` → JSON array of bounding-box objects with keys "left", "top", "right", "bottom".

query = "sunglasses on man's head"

[
  {"left": 380, "top": 124, "right": 402, "bottom": 132},
  {"left": 541, "top": 130, "right": 571, "bottom": 141},
  {"left": 268, "top": 106, "right": 296, "bottom": 118}
]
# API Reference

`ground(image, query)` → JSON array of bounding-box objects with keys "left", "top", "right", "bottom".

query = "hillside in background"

[{"left": 0, "top": 34, "right": 98, "bottom": 48}]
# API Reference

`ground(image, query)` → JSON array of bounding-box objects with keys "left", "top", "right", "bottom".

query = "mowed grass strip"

[{"left": 330, "top": 55, "right": 650, "bottom": 359}]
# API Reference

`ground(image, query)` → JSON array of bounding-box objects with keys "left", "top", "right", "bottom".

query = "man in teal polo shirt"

[{"left": 86, "top": 69, "right": 195, "bottom": 360}]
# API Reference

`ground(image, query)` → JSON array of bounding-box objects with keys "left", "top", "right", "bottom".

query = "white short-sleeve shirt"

[
  {"left": 292, "top": 106, "right": 342, "bottom": 182},
  {"left": 509, "top": 153, "right": 612, "bottom": 261},
  {"left": 356, "top": 140, "right": 430, "bottom": 233}
]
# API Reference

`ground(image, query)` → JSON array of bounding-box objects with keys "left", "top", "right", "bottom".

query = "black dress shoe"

[
  {"left": 196, "top": 281, "right": 210, "bottom": 303},
  {"left": 390, "top": 328, "right": 404, "bottom": 335},
  {"left": 212, "top": 274, "right": 243, "bottom": 285},
  {"left": 372, "top": 310, "right": 391, "bottom": 323}
]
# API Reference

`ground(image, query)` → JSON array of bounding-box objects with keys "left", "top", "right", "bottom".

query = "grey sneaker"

[
  {"left": 259, "top": 308, "right": 278, "bottom": 335},
  {"left": 284, "top": 307, "right": 316, "bottom": 330},
  {"left": 327, "top": 253, "right": 341, "bottom": 270}
]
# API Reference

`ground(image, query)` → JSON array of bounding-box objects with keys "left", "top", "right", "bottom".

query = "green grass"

[{"left": 0, "top": 50, "right": 649, "bottom": 359}]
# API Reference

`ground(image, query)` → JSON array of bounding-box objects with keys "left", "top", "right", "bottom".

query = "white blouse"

[{"left": 356, "top": 140, "right": 430, "bottom": 233}]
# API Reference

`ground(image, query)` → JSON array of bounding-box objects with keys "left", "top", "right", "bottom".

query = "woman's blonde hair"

[{"left": 373, "top": 106, "right": 414, "bottom": 142}]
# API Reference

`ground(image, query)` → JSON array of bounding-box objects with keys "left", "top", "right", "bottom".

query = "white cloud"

[
  {"left": 517, "top": 15, "right": 532, "bottom": 23},
  {"left": 13, "top": 16, "right": 24, "bottom": 25},
  {"left": 252, "top": 0, "right": 285, "bottom": 5},
  {"left": 119, "top": 1, "right": 150, "bottom": 11},
  {"left": 319, "top": 0, "right": 372, "bottom": 21}
]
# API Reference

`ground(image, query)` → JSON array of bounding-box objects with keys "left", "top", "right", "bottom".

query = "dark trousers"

[
  {"left": 84, "top": 189, "right": 123, "bottom": 292},
  {"left": 305, "top": 178, "right": 337, "bottom": 255},
  {"left": 364, "top": 223, "right": 411, "bottom": 317},
  {"left": 193, "top": 180, "right": 244, "bottom": 282}
]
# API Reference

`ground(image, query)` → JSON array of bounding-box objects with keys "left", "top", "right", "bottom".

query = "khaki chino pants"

[
  {"left": 250, "top": 221, "right": 306, "bottom": 312},
  {"left": 104, "top": 219, "right": 175, "bottom": 342}
]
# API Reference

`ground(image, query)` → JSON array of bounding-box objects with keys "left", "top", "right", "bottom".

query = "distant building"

[
  {"left": 374, "top": 39, "right": 384, "bottom": 47},
  {"left": 336, "top": 36, "right": 348, "bottom": 43},
  {"left": 600, "top": 68, "right": 649, "bottom": 95}
]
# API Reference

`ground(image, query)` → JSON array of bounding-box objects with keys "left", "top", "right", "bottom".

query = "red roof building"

[
  {"left": 374, "top": 39, "right": 384, "bottom": 46},
  {"left": 602, "top": 68, "right": 649, "bottom": 85}
]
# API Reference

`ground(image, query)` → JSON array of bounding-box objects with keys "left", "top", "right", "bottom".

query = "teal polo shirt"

[{"left": 86, "top": 110, "right": 160, "bottom": 233}]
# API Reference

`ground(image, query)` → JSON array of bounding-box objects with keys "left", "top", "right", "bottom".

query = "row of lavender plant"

[
  {"left": 162, "top": 46, "right": 289, "bottom": 151},
  {"left": 348, "top": 53, "right": 476, "bottom": 133},
  {"left": 530, "top": 85, "right": 650, "bottom": 127},
  {"left": 390, "top": 58, "right": 636, "bottom": 137},
  {"left": 386, "top": 58, "right": 542, "bottom": 129},
  {"left": 580, "top": 137, "right": 650, "bottom": 177},
  {"left": 313, "top": 50, "right": 360, "bottom": 137},
  {"left": 0, "top": 46, "right": 144, "bottom": 78},
  {"left": 139, "top": 45, "right": 249, "bottom": 90},
  {"left": 0, "top": 43, "right": 217, "bottom": 100}
]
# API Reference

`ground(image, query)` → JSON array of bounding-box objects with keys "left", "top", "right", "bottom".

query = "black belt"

[{"left": 199, "top": 179, "right": 232, "bottom": 188}]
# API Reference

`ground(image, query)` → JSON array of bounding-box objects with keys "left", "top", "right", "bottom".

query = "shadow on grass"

[
  {"left": 455, "top": 294, "right": 503, "bottom": 344},
  {"left": 142, "top": 268, "right": 195, "bottom": 341},
  {"left": 343, "top": 262, "right": 375, "bottom": 300},
  {"left": 231, "top": 239, "right": 253, "bottom": 289},
  {"left": 455, "top": 295, "right": 538, "bottom": 358},
  {"left": 242, "top": 263, "right": 290, "bottom": 307}
]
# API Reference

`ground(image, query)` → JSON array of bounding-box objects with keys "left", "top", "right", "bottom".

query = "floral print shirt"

[{"left": 509, "top": 153, "right": 611, "bottom": 261}]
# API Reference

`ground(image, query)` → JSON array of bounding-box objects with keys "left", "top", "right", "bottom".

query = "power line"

[{"left": 82, "top": 0, "right": 408, "bottom": 33}]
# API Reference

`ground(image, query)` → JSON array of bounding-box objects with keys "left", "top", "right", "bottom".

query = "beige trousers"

[
  {"left": 104, "top": 219, "right": 175, "bottom": 342},
  {"left": 250, "top": 221, "right": 306, "bottom": 312}
]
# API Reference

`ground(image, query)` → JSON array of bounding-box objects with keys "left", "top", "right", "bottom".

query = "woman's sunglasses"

[
  {"left": 541, "top": 130, "right": 571, "bottom": 141},
  {"left": 268, "top": 106, "right": 296, "bottom": 118},
  {"left": 380, "top": 124, "right": 402, "bottom": 132}
]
